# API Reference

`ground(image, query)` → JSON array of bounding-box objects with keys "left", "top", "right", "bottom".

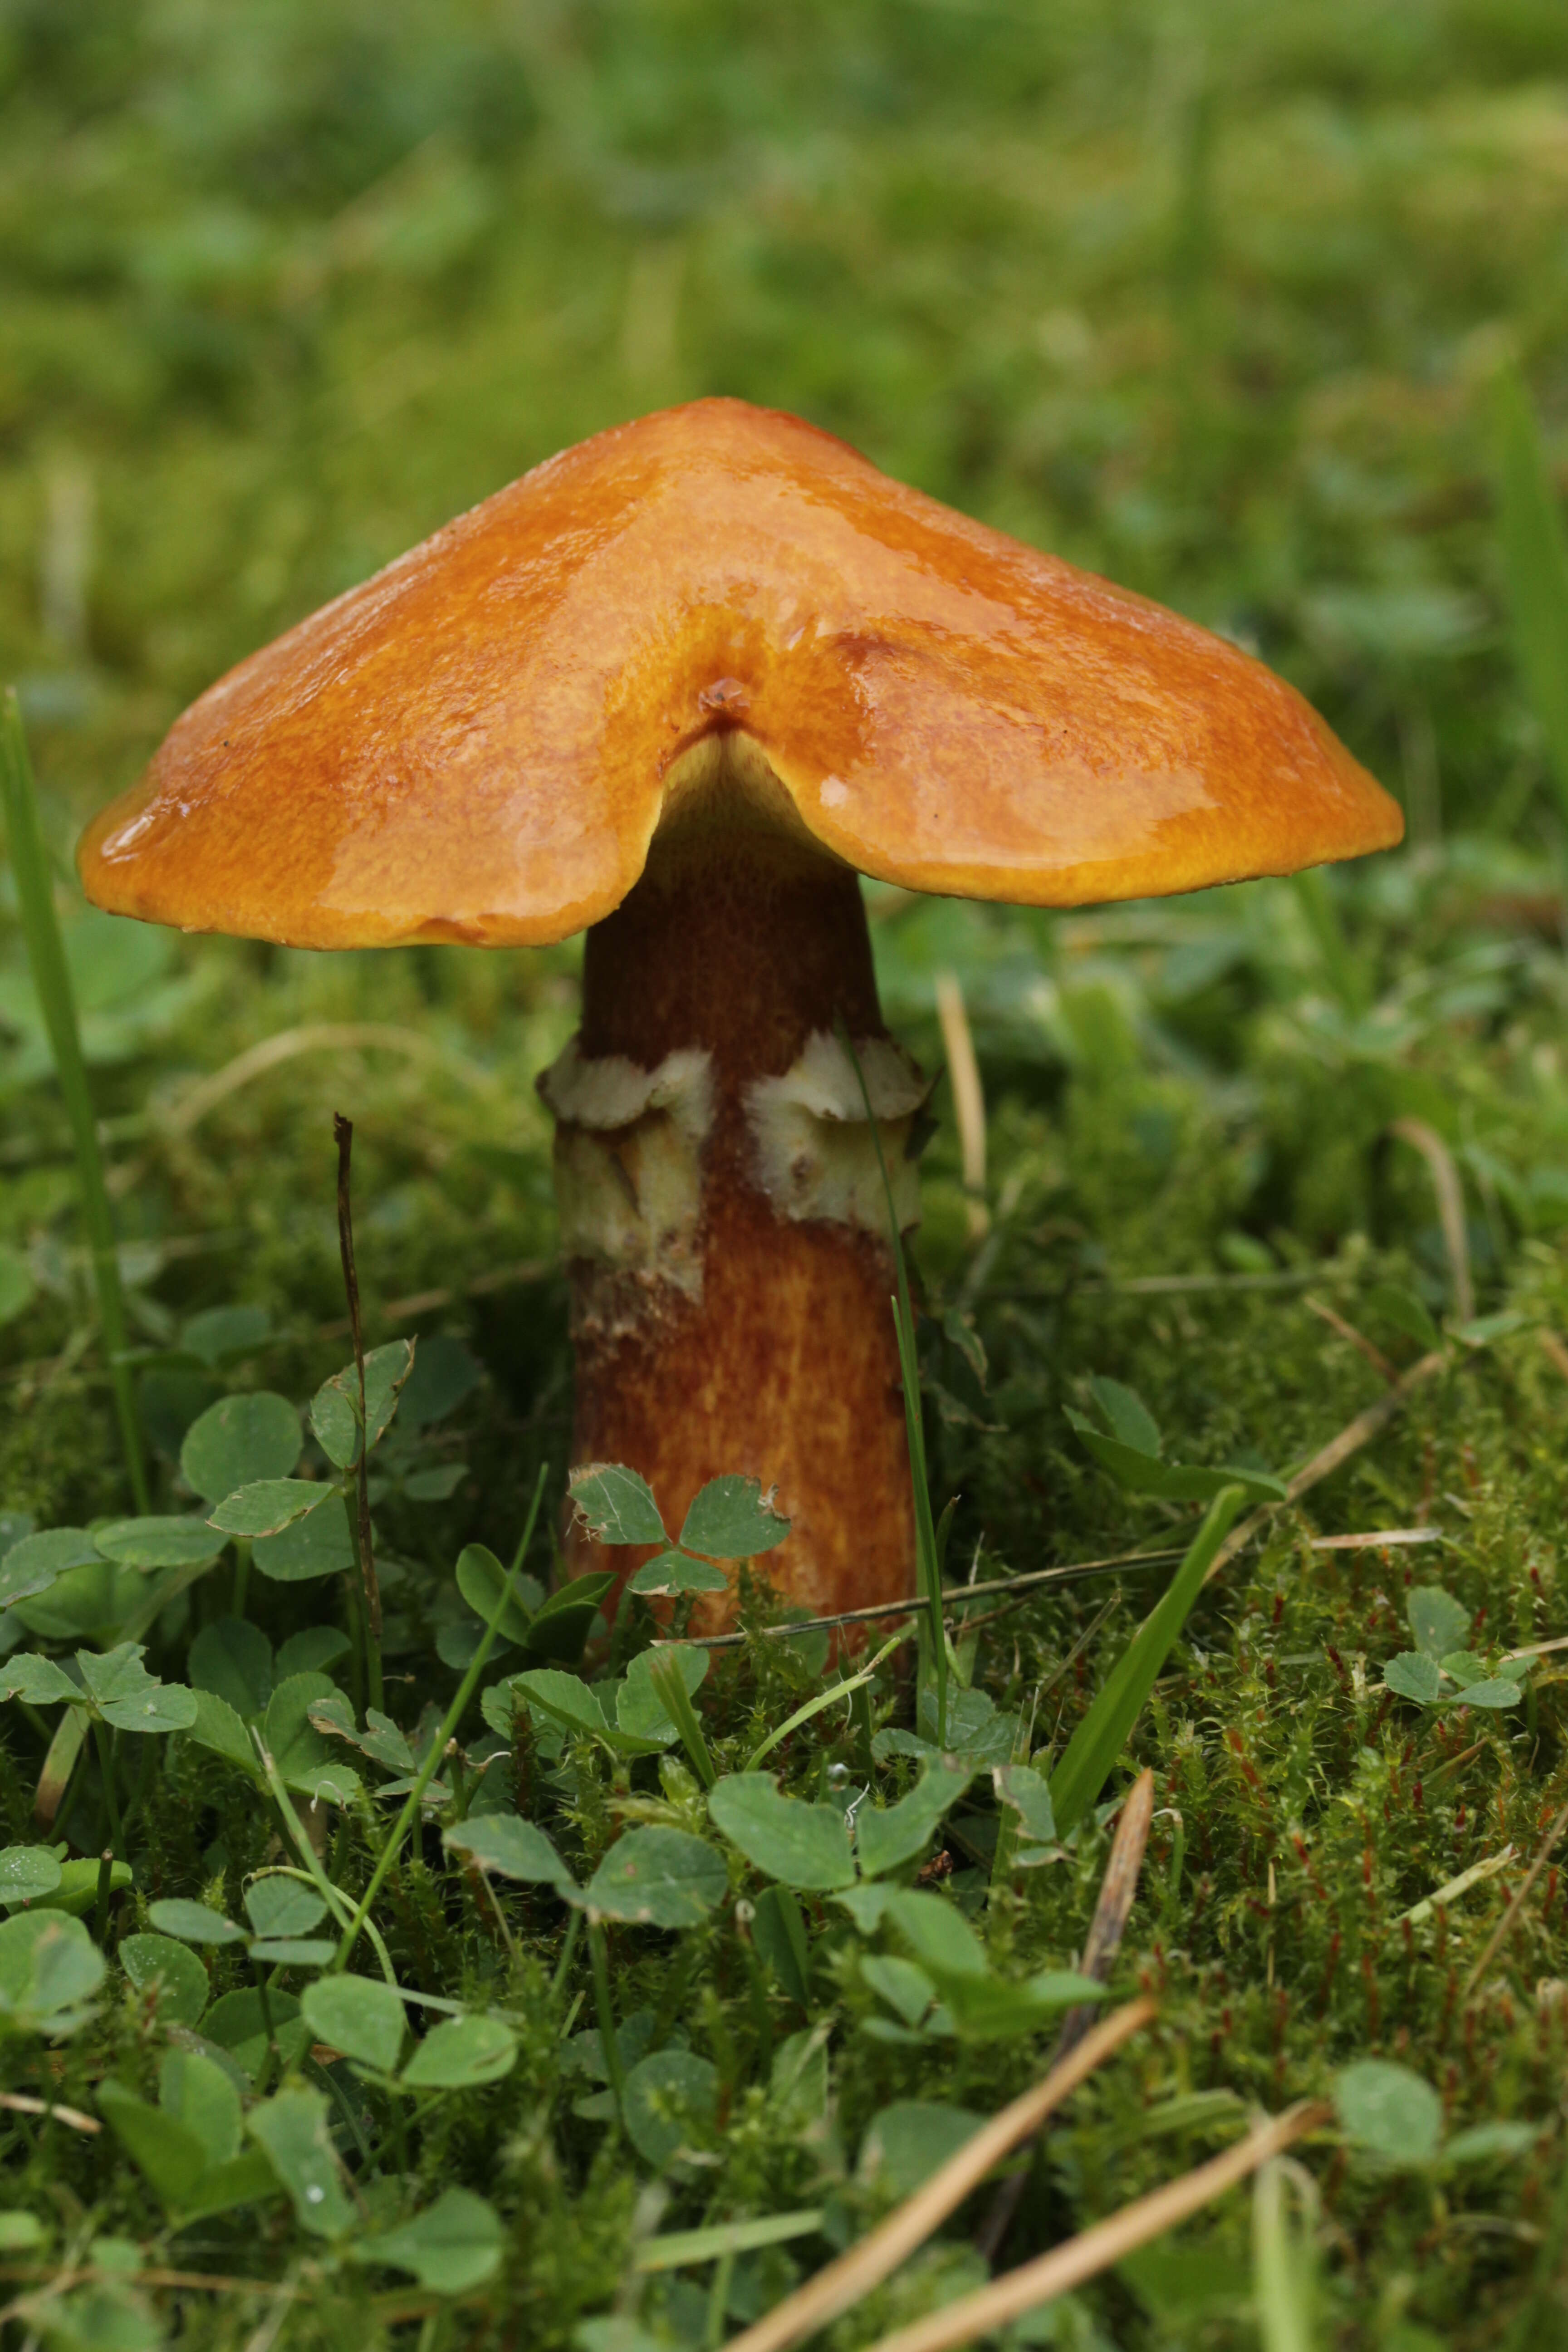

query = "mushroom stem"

[{"left": 545, "top": 745, "right": 920, "bottom": 1633}]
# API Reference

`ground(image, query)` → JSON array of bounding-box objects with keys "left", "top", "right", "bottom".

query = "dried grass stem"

[
  {"left": 723, "top": 1997, "right": 1155, "bottom": 2352},
  {"left": 858, "top": 2100, "right": 1331, "bottom": 2352}
]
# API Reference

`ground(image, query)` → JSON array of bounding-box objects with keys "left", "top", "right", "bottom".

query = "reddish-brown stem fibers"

[{"left": 557, "top": 781, "right": 916, "bottom": 1631}]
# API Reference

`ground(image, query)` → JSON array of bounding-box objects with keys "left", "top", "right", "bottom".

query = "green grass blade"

[
  {"left": 1290, "top": 867, "right": 1367, "bottom": 1015},
  {"left": 1253, "top": 2156, "right": 1318, "bottom": 2352},
  {"left": 1495, "top": 367, "right": 1568, "bottom": 827},
  {"left": 646, "top": 1648, "right": 718, "bottom": 1789},
  {"left": 331, "top": 1463, "right": 549, "bottom": 1970},
  {"left": 1504, "top": 2149, "right": 1568, "bottom": 2352},
  {"left": 835, "top": 1017, "right": 948, "bottom": 1746},
  {"left": 253, "top": 1746, "right": 401, "bottom": 1989},
  {"left": 745, "top": 1632, "right": 907, "bottom": 1771},
  {"left": 0, "top": 688, "right": 149, "bottom": 1512},
  {"left": 1050, "top": 1485, "right": 1245, "bottom": 1839}
]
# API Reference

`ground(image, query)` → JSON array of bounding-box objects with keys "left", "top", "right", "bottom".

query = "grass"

[
  {"left": 0, "top": 688, "right": 147, "bottom": 1512},
  {"left": 4, "top": 2, "right": 1568, "bottom": 2346}
]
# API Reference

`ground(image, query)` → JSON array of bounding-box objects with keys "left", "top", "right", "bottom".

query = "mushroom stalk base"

[{"left": 546, "top": 798, "right": 919, "bottom": 1636}]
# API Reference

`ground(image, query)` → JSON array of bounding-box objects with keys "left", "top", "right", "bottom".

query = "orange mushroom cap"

[{"left": 78, "top": 398, "right": 1401, "bottom": 946}]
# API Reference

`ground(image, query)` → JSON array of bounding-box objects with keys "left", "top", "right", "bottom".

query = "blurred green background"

[{"left": 4, "top": 0, "right": 1568, "bottom": 839}]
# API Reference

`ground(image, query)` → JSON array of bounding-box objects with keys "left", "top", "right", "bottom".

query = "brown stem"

[{"left": 553, "top": 739, "right": 918, "bottom": 1633}]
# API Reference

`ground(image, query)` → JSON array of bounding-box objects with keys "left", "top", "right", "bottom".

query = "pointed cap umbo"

[{"left": 78, "top": 398, "right": 1401, "bottom": 944}]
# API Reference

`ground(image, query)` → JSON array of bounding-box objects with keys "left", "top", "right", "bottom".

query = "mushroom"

[{"left": 79, "top": 398, "right": 1401, "bottom": 1633}]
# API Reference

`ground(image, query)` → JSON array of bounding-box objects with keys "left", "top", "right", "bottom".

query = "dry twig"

[
  {"left": 315, "top": 1256, "right": 549, "bottom": 1340},
  {"left": 0, "top": 2091, "right": 99, "bottom": 2133},
  {"left": 856, "top": 2101, "right": 1331, "bottom": 2352},
  {"left": 662, "top": 1550, "right": 1185, "bottom": 1651},
  {"left": 1304, "top": 1294, "right": 1398, "bottom": 1383},
  {"left": 722, "top": 1998, "right": 1155, "bottom": 2352},
  {"left": 1205, "top": 1347, "right": 1449, "bottom": 1586},
  {"left": 935, "top": 970, "right": 988, "bottom": 1235},
  {"left": 1464, "top": 1799, "right": 1568, "bottom": 2000},
  {"left": 975, "top": 1772, "right": 1155, "bottom": 2265},
  {"left": 161, "top": 1021, "right": 498, "bottom": 1137},
  {"left": 1387, "top": 1117, "right": 1474, "bottom": 1323},
  {"left": 1310, "top": 1526, "right": 1441, "bottom": 1551}
]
